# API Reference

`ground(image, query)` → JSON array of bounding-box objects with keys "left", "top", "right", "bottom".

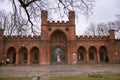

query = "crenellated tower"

[
  {"left": 69, "top": 11, "right": 75, "bottom": 25},
  {"left": 68, "top": 11, "right": 76, "bottom": 40},
  {"left": 41, "top": 10, "right": 76, "bottom": 40},
  {"left": 41, "top": 10, "right": 48, "bottom": 25},
  {"left": 41, "top": 10, "right": 48, "bottom": 40},
  {"left": 40, "top": 10, "right": 77, "bottom": 64}
]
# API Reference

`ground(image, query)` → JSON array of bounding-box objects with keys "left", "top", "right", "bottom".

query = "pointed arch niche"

[{"left": 50, "top": 30, "right": 67, "bottom": 43}]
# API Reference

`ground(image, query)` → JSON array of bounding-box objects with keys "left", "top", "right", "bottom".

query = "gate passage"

[{"left": 51, "top": 48, "right": 66, "bottom": 64}]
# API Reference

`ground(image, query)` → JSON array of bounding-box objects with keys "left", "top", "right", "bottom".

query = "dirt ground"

[{"left": 0, "top": 64, "right": 120, "bottom": 80}]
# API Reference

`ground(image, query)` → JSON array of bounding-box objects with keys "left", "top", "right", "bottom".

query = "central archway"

[{"left": 50, "top": 30, "right": 67, "bottom": 64}]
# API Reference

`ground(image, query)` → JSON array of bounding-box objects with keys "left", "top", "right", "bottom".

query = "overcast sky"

[
  {"left": 0, "top": 0, "right": 120, "bottom": 35},
  {"left": 76, "top": 0, "right": 120, "bottom": 35}
]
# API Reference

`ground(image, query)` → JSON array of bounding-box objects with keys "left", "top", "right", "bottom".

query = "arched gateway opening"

[{"left": 50, "top": 30, "right": 67, "bottom": 64}]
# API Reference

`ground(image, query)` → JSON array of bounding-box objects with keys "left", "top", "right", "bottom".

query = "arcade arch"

[
  {"left": 19, "top": 47, "right": 28, "bottom": 64},
  {"left": 99, "top": 46, "right": 108, "bottom": 62},
  {"left": 7, "top": 47, "right": 16, "bottom": 64},
  {"left": 89, "top": 46, "right": 97, "bottom": 61},
  {"left": 77, "top": 46, "right": 86, "bottom": 62},
  {"left": 30, "top": 47, "right": 39, "bottom": 64}
]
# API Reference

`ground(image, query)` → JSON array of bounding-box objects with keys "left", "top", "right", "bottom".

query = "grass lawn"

[
  {"left": 49, "top": 74, "right": 120, "bottom": 80},
  {"left": 0, "top": 77, "right": 29, "bottom": 80}
]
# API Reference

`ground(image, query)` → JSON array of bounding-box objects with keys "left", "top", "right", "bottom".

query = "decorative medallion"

[{"left": 65, "top": 28, "right": 69, "bottom": 31}]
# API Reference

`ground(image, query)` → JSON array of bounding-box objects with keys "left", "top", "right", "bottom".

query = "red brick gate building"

[{"left": 0, "top": 10, "right": 120, "bottom": 65}]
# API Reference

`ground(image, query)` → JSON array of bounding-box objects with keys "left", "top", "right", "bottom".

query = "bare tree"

[
  {"left": 84, "top": 23, "right": 97, "bottom": 36},
  {"left": 0, "top": 10, "right": 29, "bottom": 36},
  {"left": 1, "top": 0, "right": 95, "bottom": 35},
  {"left": 97, "top": 23, "right": 109, "bottom": 36},
  {"left": 0, "top": 11, "right": 14, "bottom": 35},
  {"left": 84, "top": 15, "right": 120, "bottom": 39},
  {"left": 111, "top": 15, "right": 120, "bottom": 39}
]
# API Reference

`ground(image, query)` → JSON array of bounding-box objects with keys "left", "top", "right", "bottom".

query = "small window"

[{"left": 65, "top": 28, "right": 69, "bottom": 31}]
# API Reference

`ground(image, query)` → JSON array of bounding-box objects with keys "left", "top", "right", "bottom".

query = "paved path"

[{"left": 0, "top": 64, "right": 120, "bottom": 80}]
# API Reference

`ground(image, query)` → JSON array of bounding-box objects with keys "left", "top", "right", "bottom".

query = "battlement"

[
  {"left": 41, "top": 10, "right": 75, "bottom": 26},
  {"left": 76, "top": 35, "right": 109, "bottom": 40},
  {"left": 4, "top": 35, "right": 40, "bottom": 41},
  {"left": 47, "top": 21, "right": 71, "bottom": 27}
]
